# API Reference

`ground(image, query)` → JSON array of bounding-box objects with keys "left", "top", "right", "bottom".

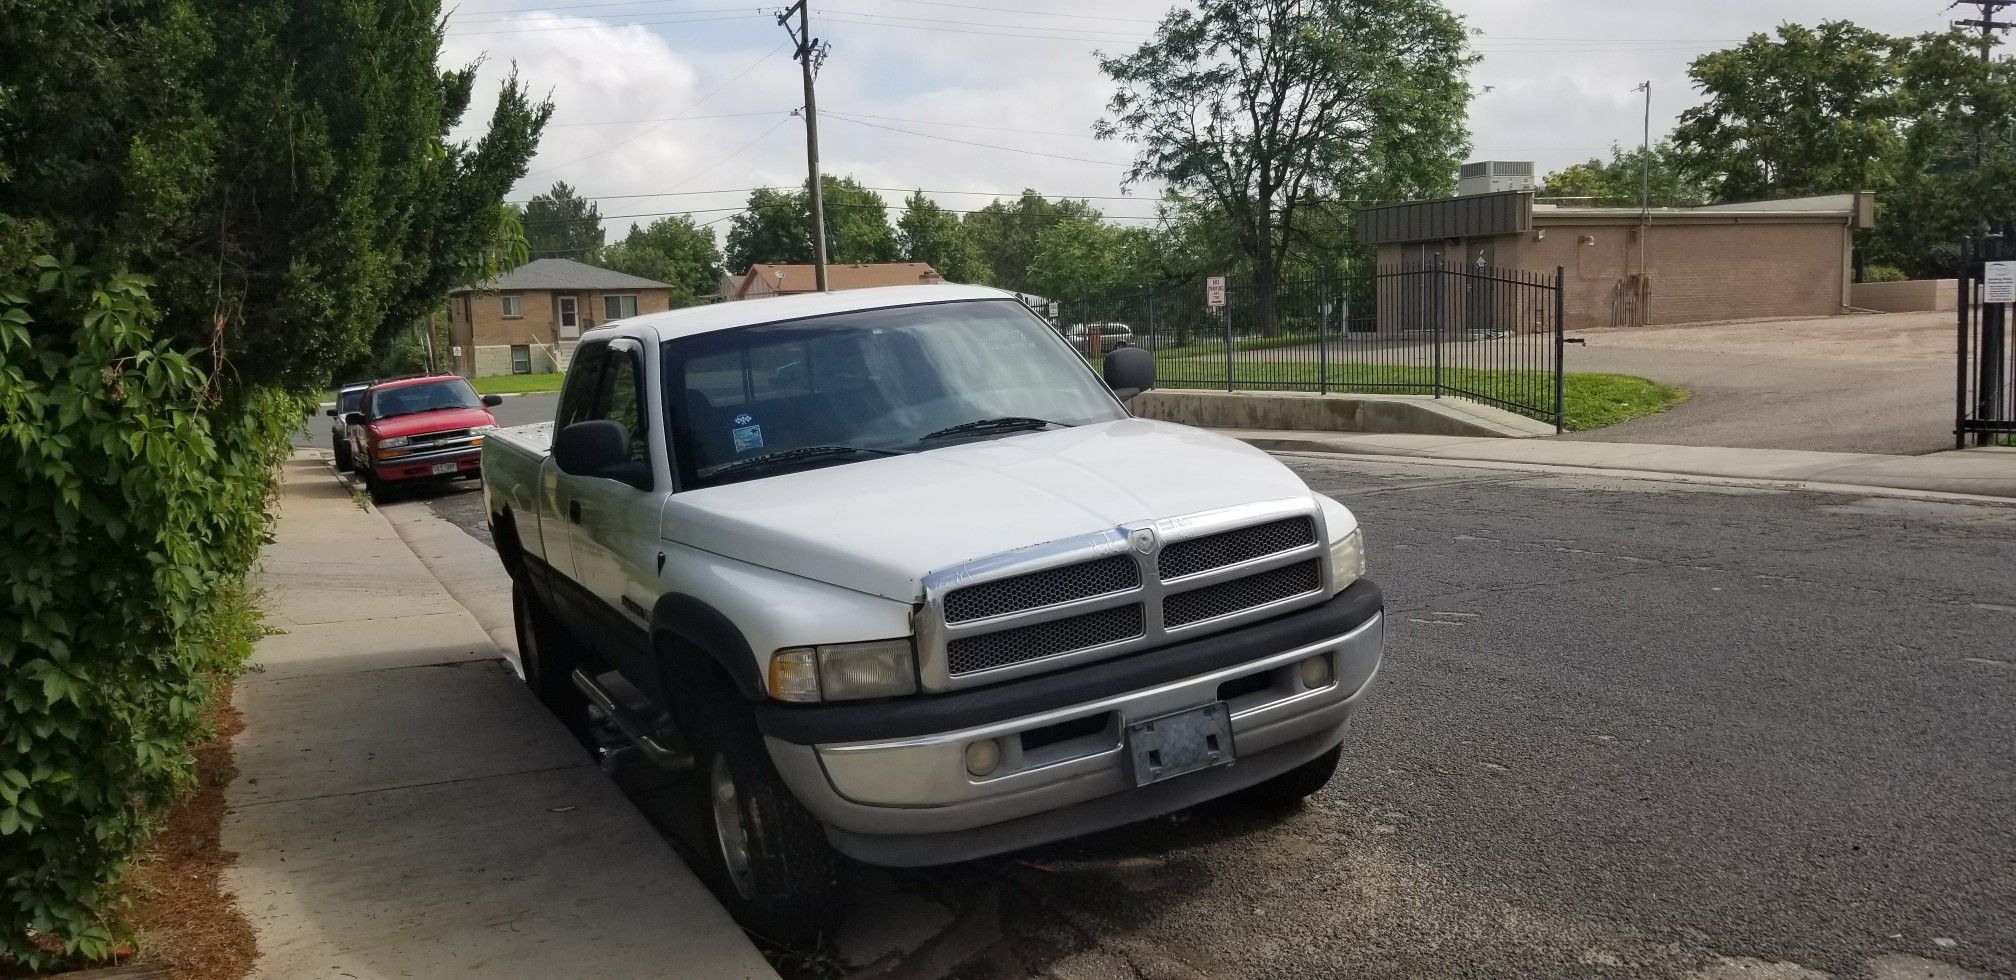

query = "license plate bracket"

[
  {"left": 431, "top": 461, "right": 459, "bottom": 475},
  {"left": 1124, "top": 702, "right": 1235, "bottom": 787}
]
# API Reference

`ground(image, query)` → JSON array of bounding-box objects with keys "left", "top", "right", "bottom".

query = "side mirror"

[
  {"left": 481, "top": 394, "right": 504, "bottom": 407},
  {"left": 343, "top": 412, "right": 366, "bottom": 426},
  {"left": 1103, "top": 346, "right": 1155, "bottom": 402},
  {"left": 553, "top": 420, "right": 630, "bottom": 478},
  {"left": 324, "top": 407, "right": 337, "bottom": 417}
]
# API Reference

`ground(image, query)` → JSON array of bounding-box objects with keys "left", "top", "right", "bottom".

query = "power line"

[
  {"left": 814, "top": 7, "right": 1142, "bottom": 41},
  {"left": 547, "top": 109, "right": 794, "bottom": 129},
  {"left": 521, "top": 201, "right": 1167, "bottom": 228},
  {"left": 821, "top": 111, "right": 1132, "bottom": 165},
  {"left": 518, "top": 185, "right": 1150, "bottom": 204},
  {"left": 811, "top": 11, "right": 1141, "bottom": 43},
  {"left": 524, "top": 41, "right": 787, "bottom": 178}
]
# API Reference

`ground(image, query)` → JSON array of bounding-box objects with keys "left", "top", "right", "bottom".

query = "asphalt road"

[{"left": 415, "top": 452, "right": 2015, "bottom": 979}]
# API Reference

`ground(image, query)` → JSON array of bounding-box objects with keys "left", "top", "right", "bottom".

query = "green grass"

[
  {"left": 471, "top": 372, "right": 565, "bottom": 395},
  {"left": 1102, "top": 355, "right": 1688, "bottom": 431}
]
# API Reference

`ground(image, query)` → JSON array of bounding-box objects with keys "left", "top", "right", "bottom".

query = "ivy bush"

[{"left": 0, "top": 256, "right": 300, "bottom": 969}]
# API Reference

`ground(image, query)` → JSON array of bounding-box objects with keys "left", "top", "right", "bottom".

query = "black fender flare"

[{"left": 649, "top": 592, "right": 766, "bottom": 701}]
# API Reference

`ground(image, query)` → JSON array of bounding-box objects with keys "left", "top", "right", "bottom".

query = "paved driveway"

[{"left": 1562, "top": 312, "right": 1956, "bottom": 455}]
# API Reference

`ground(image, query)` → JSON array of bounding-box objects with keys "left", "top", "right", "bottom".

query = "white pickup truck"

[{"left": 481, "top": 285, "right": 1384, "bottom": 944}]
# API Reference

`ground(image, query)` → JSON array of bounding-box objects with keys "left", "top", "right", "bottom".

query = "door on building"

[
  {"left": 1464, "top": 240, "right": 1499, "bottom": 333},
  {"left": 558, "top": 295, "right": 581, "bottom": 339}
]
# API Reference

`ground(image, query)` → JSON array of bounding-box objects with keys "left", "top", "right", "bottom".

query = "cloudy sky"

[{"left": 440, "top": 0, "right": 1961, "bottom": 242}]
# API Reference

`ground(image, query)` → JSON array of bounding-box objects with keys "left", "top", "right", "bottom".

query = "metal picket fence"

[{"left": 1042, "top": 258, "right": 1566, "bottom": 431}]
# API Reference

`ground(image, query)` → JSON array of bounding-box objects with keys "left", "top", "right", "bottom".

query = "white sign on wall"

[
  {"left": 1984, "top": 261, "right": 2016, "bottom": 304},
  {"left": 1206, "top": 276, "right": 1227, "bottom": 309}
]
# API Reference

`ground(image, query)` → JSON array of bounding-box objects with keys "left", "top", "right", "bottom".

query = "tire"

[
  {"left": 689, "top": 694, "right": 841, "bottom": 949},
  {"left": 332, "top": 436, "right": 351, "bottom": 471},
  {"left": 512, "top": 577, "right": 593, "bottom": 748},
  {"left": 1234, "top": 745, "right": 1342, "bottom": 810}
]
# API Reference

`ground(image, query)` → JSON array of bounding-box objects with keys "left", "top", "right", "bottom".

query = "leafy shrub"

[
  {"left": 1860, "top": 264, "right": 1909, "bottom": 283},
  {"left": 0, "top": 257, "right": 300, "bottom": 970}
]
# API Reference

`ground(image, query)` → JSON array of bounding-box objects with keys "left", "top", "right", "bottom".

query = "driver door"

[{"left": 557, "top": 338, "right": 661, "bottom": 685}]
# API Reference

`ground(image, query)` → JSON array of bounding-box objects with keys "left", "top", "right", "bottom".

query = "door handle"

[{"left": 568, "top": 500, "right": 582, "bottom": 524}]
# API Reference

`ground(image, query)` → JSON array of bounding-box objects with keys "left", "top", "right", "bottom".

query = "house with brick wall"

[
  {"left": 447, "top": 258, "right": 674, "bottom": 377},
  {"left": 729, "top": 262, "right": 941, "bottom": 300}
]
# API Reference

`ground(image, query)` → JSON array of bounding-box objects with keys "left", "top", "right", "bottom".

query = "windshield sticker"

[
  {"left": 732, "top": 423, "right": 764, "bottom": 453},
  {"left": 734, "top": 413, "right": 753, "bottom": 426}
]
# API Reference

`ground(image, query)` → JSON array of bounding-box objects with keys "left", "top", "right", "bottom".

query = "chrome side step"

[{"left": 571, "top": 668, "right": 694, "bottom": 771}]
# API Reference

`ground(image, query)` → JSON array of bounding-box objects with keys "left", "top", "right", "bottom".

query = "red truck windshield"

[{"left": 370, "top": 379, "right": 481, "bottom": 420}]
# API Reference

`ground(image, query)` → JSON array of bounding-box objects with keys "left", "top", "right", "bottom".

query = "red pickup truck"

[{"left": 343, "top": 375, "right": 503, "bottom": 497}]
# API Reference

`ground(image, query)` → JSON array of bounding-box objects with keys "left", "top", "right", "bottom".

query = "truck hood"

[
  {"left": 369, "top": 406, "right": 496, "bottom": 438},
  {"left": 662, "top": 418, "right": 1318, "bottom": 603}
]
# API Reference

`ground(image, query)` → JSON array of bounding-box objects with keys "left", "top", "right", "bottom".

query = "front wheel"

[
  {"left": 690, "top": 696, "right": 841, "bottom": 948},
  {"left": 1234, "top": 745, "right": 1341, "bottom": 810},
  {"left": 332, "top": 436, "right": 352, "bottom": 471}
]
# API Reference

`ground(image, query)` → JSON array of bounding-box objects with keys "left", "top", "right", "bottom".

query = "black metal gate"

[{"left": 1957, "top": 237, "right": 2016, "bottom": 447}]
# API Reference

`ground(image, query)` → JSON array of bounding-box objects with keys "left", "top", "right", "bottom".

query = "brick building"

[
  {"left": 1358, "top": 190, "right": 1876, "bottom": 331},
  {"left": 447, "top": 258, "right": 673, "bottom": 377}
]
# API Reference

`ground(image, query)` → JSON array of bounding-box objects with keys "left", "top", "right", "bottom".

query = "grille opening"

[
  {"left": 1158, "top": 516, "right": 1316, "bottom": 580},
  {"left": 946, "top": 604, "right": 1145, "bottom": 675},
  {"left": 1216, "top": 672, "right": 1273, "bottom": 704},
  {"left": 1019, "top": 713, "right": 1111, "bottom": 753},
  {"left": 943, "top": 554, "right": 1139, "bottom": 623},
  {"left": 1164, "top": 559, "right": 1322, "bottom": 628}
]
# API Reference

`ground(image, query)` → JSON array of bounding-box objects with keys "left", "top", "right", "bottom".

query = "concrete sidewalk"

[
  {"left": 1223, "top": 430, "right": 2016, "bottom": 500},
  {"left": 222, "top": 456, "right": 775, "bottom": 979}
]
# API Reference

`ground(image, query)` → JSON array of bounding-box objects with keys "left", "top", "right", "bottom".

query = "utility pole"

[
  {"left": 779, "top": 0, "right": 829, "bottom": 291},
  {"left": 1953, "top": 0, "right": 2014, "bottom": 62}
]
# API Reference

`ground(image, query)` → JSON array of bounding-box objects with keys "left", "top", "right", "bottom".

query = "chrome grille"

[
  {"left": 921, "top": 502, "right": 1330, "bottom": 688},
  {"left": 943, "top": 555, "right": 1138, "bottom": 623},
  {"left": 1157, "top": 516, "right": 1316, "bottom": 580},
  {"left": 946, "top": 604, "right": 1145, "bottom": 675},
  {"left": 1164, "top": 559, "right": 1323, "bottom": 628}
]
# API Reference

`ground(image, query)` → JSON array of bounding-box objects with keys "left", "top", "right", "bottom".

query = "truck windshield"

[
  {"left": 370, "top": 379, "right": 481, "bottom": 420},
  {"left": 663, "top": 299, "right": 1128, "bottom": 488}
]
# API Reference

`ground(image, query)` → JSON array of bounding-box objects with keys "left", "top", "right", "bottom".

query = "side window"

[
  {"left": 556, "top": 342, "right": 609, "bottom": 429},
  {"left": 588, "top": 346, "right": 649, "bottom": 466}
]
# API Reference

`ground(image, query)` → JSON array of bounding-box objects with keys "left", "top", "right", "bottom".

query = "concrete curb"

[{"left": 1229, "top": 431, "right": 2016, "bottom": 502}]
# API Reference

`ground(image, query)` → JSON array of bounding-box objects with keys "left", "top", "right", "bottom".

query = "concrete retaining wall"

[
  {"left": 1128, "top": 389, "right": 1553, "bottom": 438},
  {"left": 1851, "top": 279, "right": 1958, "bottom": 313}
]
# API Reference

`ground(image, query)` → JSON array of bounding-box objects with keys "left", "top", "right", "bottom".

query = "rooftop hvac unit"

[{"left": 1457, "top": 161, "right": 1536, "bottom": 197}]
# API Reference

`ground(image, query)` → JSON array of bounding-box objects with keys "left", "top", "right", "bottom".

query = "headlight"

[
  {"left": 471, "top": 424, "right": 498, "bottom": 435},
  {"left": 767, "top": 639, "right": 918, "bottom": 702},
  {"left": 377, "top": 435, "right": 411, "bottom": 449},
  {"left": 1328, "top": 527, "right": 1365, "bottom": 592}
]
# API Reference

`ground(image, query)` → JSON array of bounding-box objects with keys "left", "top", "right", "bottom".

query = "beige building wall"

[
  {"left": 448, "top": 288, "right": 673, "bottom": 377},
  {"left": 1378, "top": 218, "right": 1851, "bottom": 332},
  {"left": 1851, "top": 278, "right": 1959, "bottom": 313}
]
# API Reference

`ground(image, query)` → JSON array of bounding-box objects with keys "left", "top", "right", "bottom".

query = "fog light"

[
  {"left": 1298, "top": 655, "right": 1333, "bottom": 689},
  {"left": 965, "top": 738, "right": 1002, "bottom": 777}
]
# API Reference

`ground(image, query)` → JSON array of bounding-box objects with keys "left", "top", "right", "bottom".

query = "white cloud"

[{"left": 441, "top": 0, "right": 1959, "bottom": 247}]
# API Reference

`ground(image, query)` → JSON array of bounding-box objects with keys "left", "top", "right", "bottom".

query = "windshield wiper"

[
  {"left": 699, "top": 444, "right": 908, "bottom": 479},
  {"left": 918, "top": 416, "right": 1070, "bottom": 443}
]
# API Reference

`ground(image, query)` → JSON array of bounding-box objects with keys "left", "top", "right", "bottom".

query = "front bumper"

[
  {"left": 370, "top": 446, "right": 482, "bottom": 483},
  {"left": 760, "top": 581, "right": 1384, "bottom": 866}
]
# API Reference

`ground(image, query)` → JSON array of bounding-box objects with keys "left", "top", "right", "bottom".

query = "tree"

[
  {"left": 1025, "top": 216, "right": 1153, "bottom": 298},
  {"left": 1868, "top": 31, "right": 2016, "bottom": 276},
  {"left": 522, "top": 180, "right": 604, "bottom": 259},
  {"left": 1674, "top": 21, "right": 1907, "bottom": 203},
  {"left": 723, "top": 186, "right": 809, "bottom": 272},
  {"left": 1098, "top": 0, "right": 1474, "bottom": 333},
  {"left": 721, "top": 176, "right": 898, "bottom": 273},
  {"left": 598, "top": 214, "right": 724, "bottom": 305},
  {"left": 963, "top": 191, "right": 1106, "bottom": 289},
  {"left": 1541, "top": 142, "right": 1710, "bottom": 208},
  {"left": 896, "top": 192, "right": 987, "bottom": 283},
  {"left": 0, "top": 0, "right": 546, "bottom": 966}
]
